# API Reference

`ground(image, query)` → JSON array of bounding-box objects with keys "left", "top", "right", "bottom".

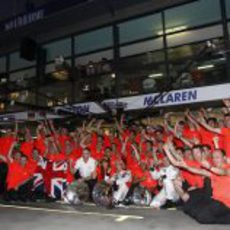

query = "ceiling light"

[
  {"left": 0, "top": 103, "right": 5, "bottom": 110},
  {"left": 82, "top": 84, "right": 90, "bottom": 92},
  {"left": 10, "top": 100, "right": 15, "bottom": 106},
  {"left": 148, "top": 73, "right": 163, "bottom": 78},
  {"left": 111, "top": 73, "right": 116, "bottom": 78},
  {"left": 52, "top": 69, "right": 69, "bottom": 80},
  {"left": 157, "top": 26, "right": 188, "bottom": 36},
  {"left": 0, "top": 78, "right": 7, "bottom": 83},
  {"left": 197, "top": 64, "right": 214, "bottom": 70},
  {"left": 47, "top": 100, "right": 54, "bottom": 107},
  {"left": 0, "top": 129, "right": 7, "bottom": 133}
]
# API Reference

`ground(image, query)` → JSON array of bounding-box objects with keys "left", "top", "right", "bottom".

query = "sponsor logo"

[
  {"left": 144, "top": 90, "right": 197, "bottom": 107},
  {"left": 4, "top": 9, "right": 45, "bottom": 31}
]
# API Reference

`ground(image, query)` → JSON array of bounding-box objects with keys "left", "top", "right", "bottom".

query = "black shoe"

[
  {"left": 45, "top": 196, "right": 58, "bottom": 203},
  {"left": 161, "top": 200, "right": 177, "bottom": 209}
]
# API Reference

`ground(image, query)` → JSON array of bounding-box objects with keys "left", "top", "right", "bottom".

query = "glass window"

[
  {"left": 167, "top": 25, "right": 223, "bottom": 48},
  {"left": 44, "top": 38, "right": 71, "bottom": 62},
  {"left": 0, "top": 56, "right": 6, "bottom": 73},
  {"left": 45, "top": 59, "right": 71, "bottom": 74},
  {"left": 73, "top": 72, "right": 116, "bottom": 102},
  {"left": 120, "top": 38, "right": 163, "bottom": 57},
  {"left": 168, "top": 39, "right": 227, "bottom": 90},
  {"left": 119, "top": 51, "right": 166, "bottom": 96},
  {"left": 74, "top": 51, "right": 114, "bottom": 101},
  {"left": 9, "top": 91, "right": 36, "bottom": 106},
  {"left": 165, "top": 0, "right": 221, "bottom": 32},
  {"left": 229, "top": 22, "right": 230, "bottom": 36},
  {"left": 226, "top": 0, "right": 230, "bottom": 18},
  {"left": 9, "top": 52, "right": 35, "bottom": 71},
  {"left": 75, "top": 27, "right": 113, "bottom": 54},
  {"left": 9, "top": 68, "right": 36, "bottom": 82},
  {"left": 75, "top": 50, "right": 113, "bottom": 65},
  {"left": 119, "top": 13, "right": 162, "bottom": 44},
  {"left": 38, "top": 82, "right": 73, "bottom": 107}
]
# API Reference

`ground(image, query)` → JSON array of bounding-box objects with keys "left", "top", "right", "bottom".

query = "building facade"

[{"left": 0, "top": 0, "right": 229, "bottom": 115}]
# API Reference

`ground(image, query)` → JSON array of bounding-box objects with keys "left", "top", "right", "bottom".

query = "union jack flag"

[
  {"left": 33, "top": 157, "right": 47, "bottom": 193},
  {"left": 33, "top": 159, "right": 68, "bottom": 199}
]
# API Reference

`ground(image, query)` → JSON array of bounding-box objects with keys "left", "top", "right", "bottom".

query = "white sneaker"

[{"left": 115, "top": 203, "right": 129, "bottom": 209}]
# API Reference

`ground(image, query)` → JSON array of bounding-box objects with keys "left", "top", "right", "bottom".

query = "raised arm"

[
  {"left": 223, "top": 99, "right": 230, "bottom": 114},
  {"left": 80, "top": 134, "right": 90, "bottom": 148},
  {"left": 130, "top": 144, "right": 141, "bottom": 162},
  {"left": 96, "top": 119, "right": 104, "bottom": 132},
  {"left": 121, "top": 137, "right": 129, "bottom": 155},
  {"left": 163, "top": 141, "right": 210, "bottom": 178},
  {"left": 167, "top": 140, "right": 184, "bottom": 161},
  {"left": 114, "top": 116, "right": 124, "bottom": 135},
  {"left": 13, "top": 121, "right": 18, "bottom": 138},
  {"left": 201, "top": 159, "right": 230, "bottom": 176},
  {"left": 185, "top": 109, "right": 200, "bottom": 130},
  {"left": 164, "top": 113, "right": 174, "bottom": 133},
  {"left": 163, "top": 143, "right": 182, "bottom": 167},
  {"left": 0, "top": 154, "right": 7, "bottom": 162},
  {"left": 47, "top": 120, "right": 57, "bottom": 136},
  {"left": 85, "top": 118, "right": 97, "bottom": 133},
  {"left": 197, "top": 112, "right": 221, "bottom": 134},
  {"left": 176, "top": 133, "right": 194, "bottom": 148},
  {"left": 7, "top": 141, "right": 17, "bottom": 162}
]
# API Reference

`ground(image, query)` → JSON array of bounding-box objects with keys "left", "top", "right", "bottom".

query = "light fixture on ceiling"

[
  {"left": 0, "top": 78, "right": 7, "bottom": 84},
  {"left": 82, "top": 84, "right": 90, "bottom": 92},
  {"left": 52, "top": 55, "right": 70, "bottom": 80},
  {"left": 197, "top": 64, "right": 215, "bottom": 70},
  {"left": 52, "top": 69, "right": 69, "bottom": 80},
  {"left": 18, "top": 91, "right": 29, "bottom": 102},
  {"left": 10, "top": 100, "right": 15, "bottom": 106},
  {"left": 10, "top": 92, "right": 20, "bottom": 100},
  {"left": 111, "top": 73, "right": 116, "bottom": 78},
  {"left": 157, "top": 26, "right": 188, "bottom": 36},
  {"left": 148, "top": 73, "right": 164, "bottom": 78},
  {"left": 47, "top": 100, "right": 54, "bottom": 107},
  {"left": 0, "top": 103, "right": 5, "bottom": 110}
]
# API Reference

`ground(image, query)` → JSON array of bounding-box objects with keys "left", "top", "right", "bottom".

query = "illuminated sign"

[{"left": 4, "top": 9, "right": 45, "bottom": 31}]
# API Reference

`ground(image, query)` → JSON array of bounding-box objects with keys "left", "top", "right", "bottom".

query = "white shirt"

[
  {"left": 109, "top": 170, "right": 132, "bottom": 185},
  {"left": 151, "top": 165, "right": 179, "bottom": 180},
  {"left": 74, "top": 157, "right": 96, "bottom": 178}
]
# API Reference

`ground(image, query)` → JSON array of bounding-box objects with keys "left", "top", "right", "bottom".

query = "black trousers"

[
  {"left": 195, "top": 200, "right": 230, "bottom": 224},
  {"left": 5, "top": 178, "right": 34, "bottom": 201},
  {"left": 0, "top": 162, "right": 8, "bottom": 194},
  {"left": 74, "top": 170, "right": 97, "bottom": 200},
  {"left": 183, "top": 178, "right": 230, "bottom": 224}
]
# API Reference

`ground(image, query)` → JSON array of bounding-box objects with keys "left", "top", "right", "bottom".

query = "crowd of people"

[{"left": 0, "top": 99, "right": 230, "bottom": 224}]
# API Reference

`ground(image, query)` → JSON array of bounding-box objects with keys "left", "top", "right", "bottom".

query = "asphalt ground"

[{"left": 0, "top": 201, "right": 229, "bottom": 230}]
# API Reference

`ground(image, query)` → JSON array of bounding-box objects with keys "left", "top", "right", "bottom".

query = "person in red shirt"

[
  {"left": 6, "top": 154, "right": 35, "bottom": 202},
  {"left": 166, "top": 145, "right": 230, "bottom": 224},
  {"left": 58, "top": 128, "right": 71, "bottom": 151},
  {"left": 202, "top": 145, "right": 212, "bottom": 161},
  {"left": 20, "top": 128, "right": 34, "bottom": 159},
  {"left": 96, "top": 159, "right": 111, "bottom": 182},
  {"left": 0, "top": 156, "right": 8, "bottom": 194},
  {"left": 198, "top": 113, "right": 230, "bottom": 157},
  {"left": 64, "top": 140, "right": 80, "bottom": 184},
  {"left": 0, "top": 130, "right": 17, "bottom": 157},
  {"left": 44, "top": 136, "right": 65, "bottom": 162},
  {"left": 91, "top": 142, "right": 105, "bottom": 162},
  {"left": 183, "top": 145, "right": 205, "bottom": 189},
  {"left": 134, "top": 162, "right": 158, "bottom": 192}
]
